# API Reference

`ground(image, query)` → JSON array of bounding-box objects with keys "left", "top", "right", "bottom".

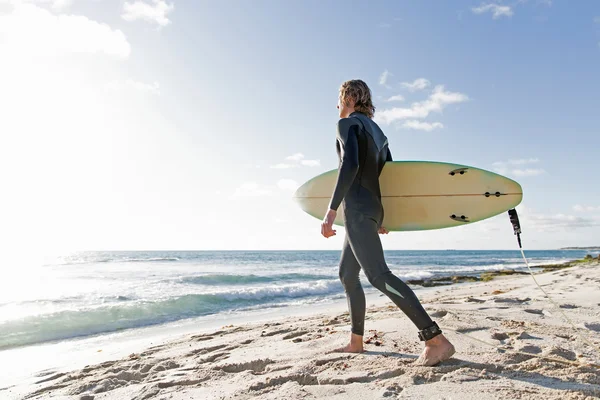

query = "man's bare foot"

[
  {"left": 330, "top": 333, "right": 365, "bottom": 353},
  {"left": 414, "top": 334, "right": 455, "bottom": 366}
]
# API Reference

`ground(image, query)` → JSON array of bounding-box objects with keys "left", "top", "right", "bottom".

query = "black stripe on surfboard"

[{"left": 294, "top": 192, "right": 522, "bottom": 199}]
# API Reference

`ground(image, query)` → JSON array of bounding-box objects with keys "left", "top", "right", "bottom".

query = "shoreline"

[
  {"left": 4, "top": 257, "right": 600, "bottom": 399},
  {"left": 405, "top": 256, "right": 599, "bottom": 287},
  {"left": 0, "top": 256, "right": 584, "bottom": 353}
]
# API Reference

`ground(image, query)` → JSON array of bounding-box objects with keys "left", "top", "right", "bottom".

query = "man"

[{"left": 321, "top": 79, "right": 455, "bottom": 366}]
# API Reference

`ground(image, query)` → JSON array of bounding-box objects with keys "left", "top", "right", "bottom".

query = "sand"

[{"left": 3, "top": 259, "right": 600, "bottom": 400}]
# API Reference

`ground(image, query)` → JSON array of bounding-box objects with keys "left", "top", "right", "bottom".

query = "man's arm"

[{"left": 328, "top": 119, "right": 360, "bottom": 211}]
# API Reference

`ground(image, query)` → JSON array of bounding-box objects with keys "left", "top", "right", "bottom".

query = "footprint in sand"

[
  {"left": 215, "top": 359, "right": 276, "bottom": 374},
  {"left": 584, "top": 322, "right": 600, "bottom": 332},
  {"left": 494, "top": 297, "right": 531, "bottom": 304},
  {"left": 466, "top": 297, "right": 486, "bottom": 303},
  {"left": 261, "top": 328, "right": 295, "bottom": 337},
  {"left": 523, "top": 309, "right": 544, "bottom": 316},
  {"left": 559, "top": 304, "right": 578, "bottom": 309},
  {"left": 199, "top": 352, "right": 230, "bottom": 363},
  {"left": 491, "top": 332, "right": 509, "bottom": 341},
  {"left": 188, "top": 344, "right": 228, "bottom": 357},
  {"left": 518, "top": 345, "right": 542, "bottom": 354},
  {"left": 543, "top": 346, "right": 577, "bottom": 361},
  {"left": 429, "top": 310, "right": 448, "bottom": 318},
  {"left": 283, "top": 330, "right": 309, "bottom": 340}
]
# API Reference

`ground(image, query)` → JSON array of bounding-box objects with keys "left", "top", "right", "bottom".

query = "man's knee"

[
  {"left": 367, "top": 270, "right": 391, "bottom": 289},
  {"left": 339, "top": 268, "right": 359, "bottom": 290}
]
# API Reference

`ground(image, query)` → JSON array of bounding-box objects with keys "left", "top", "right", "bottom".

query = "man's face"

[{"left": 337, "top": 93, "right": 354, "bottom": 118}]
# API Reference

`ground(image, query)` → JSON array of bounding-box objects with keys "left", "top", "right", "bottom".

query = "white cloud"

[
  {"left": 15, "top": 0, "right": 74, "bottom": 10},
  {"left": 472, "top": 3, "right": 514, "bottom": 19},
  {"left": 387, "top": 95, "right": 405, "bottom": 102},
  {"left": 277, "top": 179, "right": 299, "bottom": 192},
  {"left": 401, "top": 120, "right": 443, "bottom": 132},
  {"left": 270, "top": 163, "right": 296, "bottom": 169},
  {"left": 300, "top": 159, "right": 320, "bottom": 167},
  {"left": 511, "top": 168, "right": 545, "bottom": 177},
  {"left": 0, "top": 3, "right": 130, "bottom": 58},
  {"left": 594, "top": 16, "right": 600, "bottom": 24},
  {"left": 525, "top": 212, "right": 599, "bottom": 231},
  {"left": 378, "top": 22, "right": 391, "bottom": 28},
  {"left": 493, "top": 158, "right": 540, "bottom": 166},
  {"left": 126, "top": 79, "right": 160, "bottom": 94},
  {"left": 375, "top": 85, "right": 468, "bottom": 125},
  {"left": 379, "top": 70, "right": 392, "bottom": 85},
  {"left": 401, "top": 78, "right": 430, "bottom": 92},
  {"left": 286, "top": 153, "right": 304, "bottom": 162},
  {"left": 573, "top": 204, "right": 600, "bottom": 212},
  {"left": 271, "top": 153, "right": 319, "bottom": 168},
  {"left": 122, "top": 0, "right": 174, "bottom": 27},
  {"left": 232, "top": 182, "right": 273, "bottom": 198},
  {"left": 492, "top": 158, "right": 544, "bottom": 177}
]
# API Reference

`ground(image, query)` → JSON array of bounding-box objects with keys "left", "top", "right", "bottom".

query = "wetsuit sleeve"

[
  {"left": 328, "top": 119, "right": 360, "bottom": 211},
  {"left": 386, "top": 148, "right": 393, "bottom": 162}
]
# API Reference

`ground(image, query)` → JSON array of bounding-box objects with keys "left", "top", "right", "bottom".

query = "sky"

[{"left": 1, "top": 0, "right": 599, "bottom": 256}]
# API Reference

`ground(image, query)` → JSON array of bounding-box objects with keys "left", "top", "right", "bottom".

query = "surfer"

[{"left": 321, "top": 79, "right": 455, "bottom": 366}]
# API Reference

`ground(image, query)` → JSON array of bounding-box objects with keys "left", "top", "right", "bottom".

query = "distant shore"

[{"left": 560, "top": 247, "right": 600, "bottom": 250}]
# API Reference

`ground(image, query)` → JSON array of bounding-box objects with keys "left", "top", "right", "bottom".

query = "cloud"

[
  {"left": 573, "top": 204, "right": 600, "bottom": 212},
  {"left": 300, "top": 159, "right": 320, "bottom": 167},
  {"left": 277, "top": 179, "right": 299, "bottom": 192},
  {"left": 0, "top": 3, "right": 130, "bottom": 58},
  {"left": 126, "top": 79, "right": 160, "bottom": 94},
  {"left": 492, "top": 158, "right": 545, "bottom": 177},
  {"left": 232, "top": 182, "right": 273, "bottom": 198},
  {"left": 270, "top": 163, "right": 295, "bottom": 169},
  {"left": 286, "top": 153, "right": 304, "bottom": 162},
  {"left": 16, "top": 0, "right": 74, "bottom": 10},
  {"left": 387, "top": 95, "right": 405, "bottom": 102},
  {"left": 594, "top": 16, "right": 600, "bottom": 24},
  {"left": 122, "top": 0, "right": 174, "bottom": 27},
  {"left": 378, "top": 22, "right": 391, "bottom": 28},
  {"left": 401, "top": 78, "right": 430, "bottom": 92},
  {"left": 510, "top": 168, "right": 545, "bottom": 177},
  {"left": 525, "top": 212, "right": 599, "bottom": 231},
  {"left": 270, "top": 153, "right": 319, "bottom": 169},
  {"left": 492, "top": 158, "right": 540, "bottom": 166},
  {"left": 232, "top": 179, "right": 300, "bottom": 197},
  {"left": 375, "top": 85, "right": 468, "bottom": 125},
  {"left": 379, "top": 70, "right": 392, "bottom": 86},
  {"left": 401, "top": 120, "right": 444, "bottom": 132},
  {"left": 472, "top": 3, "right": 514, "bottom": 19}
]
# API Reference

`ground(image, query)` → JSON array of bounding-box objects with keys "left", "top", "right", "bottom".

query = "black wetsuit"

[{"left": 329, "top": 111, "right": 437, "bottom": 338}]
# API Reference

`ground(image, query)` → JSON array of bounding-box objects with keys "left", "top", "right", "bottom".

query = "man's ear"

[{"left": 344, "top": 95, "right": 356, "bottom": 108}]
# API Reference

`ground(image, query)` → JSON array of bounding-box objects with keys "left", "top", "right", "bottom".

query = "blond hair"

[{"left": 339, "top": 79, "right": 375, "bottom": 119}]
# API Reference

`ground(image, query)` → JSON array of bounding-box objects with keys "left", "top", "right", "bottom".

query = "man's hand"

[
  {"left": 321, "top": 209, "right": 337, "bottom": 238},
  {"left": 378, "top": 226, "right": 389, "bottom": 235}
]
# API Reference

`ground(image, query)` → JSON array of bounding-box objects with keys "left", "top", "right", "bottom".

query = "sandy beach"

[{"left": 3, "top": 258, "right": 600, "bottom": 400}]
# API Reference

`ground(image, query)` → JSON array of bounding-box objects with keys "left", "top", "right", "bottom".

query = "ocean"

[{"left": 0, "top": 249, "right": 594, "bottom": 352}]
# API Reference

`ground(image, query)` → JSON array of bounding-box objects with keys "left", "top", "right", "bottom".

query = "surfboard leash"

[{"left": 507, "top": 208, "right": 600, "bottom": 356}]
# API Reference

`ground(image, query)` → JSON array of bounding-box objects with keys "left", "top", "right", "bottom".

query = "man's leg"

[
  {"left": 339, "top": 235, "right": 366, "bottom": 337},
  {"left": 344, "top": 209, "right": 455, "bottom": 365},
  {"left": 333, "top": 235, "right": 366, "bottom": 353},
  {"left": 345, "top": 211, "right": 434, "bottom": 330}
]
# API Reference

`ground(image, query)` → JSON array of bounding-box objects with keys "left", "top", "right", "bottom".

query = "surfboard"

[{"left": 293, "top": 161, "right": 523, "bottom": 231}]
